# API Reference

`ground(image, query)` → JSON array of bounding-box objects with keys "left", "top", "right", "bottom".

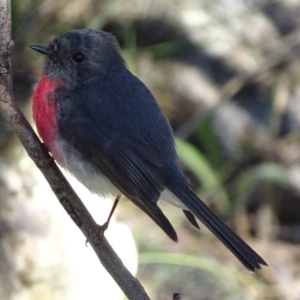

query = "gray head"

[{"left": 31, "top": 29, "right": 125, "bottom": 86}]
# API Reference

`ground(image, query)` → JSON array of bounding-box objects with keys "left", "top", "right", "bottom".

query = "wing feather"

[{"left": 59, "top": 117, "right": 178, "bottom": 241}]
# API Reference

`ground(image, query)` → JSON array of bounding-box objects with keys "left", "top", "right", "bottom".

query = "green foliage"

[
  {"left": 196, "top": 118, "right": 222, "bottom": 166},
  {"left": 175, "top": 137, "right": 231, "bottom": 213},
  {"left": 146, "top": 41, "right": 180, "bottom": 58},
  {"left": 139, "top": 252, "right": 281, "bottom": 299},
  {"left": 121, "top": 29, "right": 138, "bottom": 75},
  {"left": 234, "top": 162, "right": 289, "bottom": 211}
]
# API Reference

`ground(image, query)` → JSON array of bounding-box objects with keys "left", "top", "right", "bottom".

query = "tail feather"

[
  {"left": 170, "top": 185, "right": 267, "bottom": 271},
  {"left": 183, "top": 209, "right": 200, "bottom": 229}
]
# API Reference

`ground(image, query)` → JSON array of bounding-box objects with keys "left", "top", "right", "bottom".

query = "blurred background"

[{"left": 1, "top": 0, "right": 300, "bottom": 299}]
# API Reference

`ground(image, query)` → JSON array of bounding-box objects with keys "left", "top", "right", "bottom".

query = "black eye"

[{"left": 72, "top": 52, "right": 85, "bottom": 63}]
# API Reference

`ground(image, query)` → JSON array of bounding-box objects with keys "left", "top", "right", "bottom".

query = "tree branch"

[{"left": 0, "top": 1, "right": 150, "bottom": 299}]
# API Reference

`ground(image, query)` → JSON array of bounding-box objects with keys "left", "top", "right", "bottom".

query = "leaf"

[{"left": 175, "top": 137, "right": 230, "bottom": 212}]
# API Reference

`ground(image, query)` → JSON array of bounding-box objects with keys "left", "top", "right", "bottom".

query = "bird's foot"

[
  {"left": 98, "top": 221, "right": 109, "bottom": 239},
  {"left": 85, "top": 222, "right": 110, "bottom": 246}
]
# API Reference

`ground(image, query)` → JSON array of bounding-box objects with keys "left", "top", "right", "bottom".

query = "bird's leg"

[
  {"left": 85, "top": 195, "right": 121, "bottom": 246},
  {"left": 99, "top": 195, "right": 121, "bottom": 238}
]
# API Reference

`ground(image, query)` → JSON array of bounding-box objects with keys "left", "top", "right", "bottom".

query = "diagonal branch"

[{"left": 0, "top": 1, "right": 150, "bottom": 299}]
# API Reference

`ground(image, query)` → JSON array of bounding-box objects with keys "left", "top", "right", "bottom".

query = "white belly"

[{"left": 52, "top": 138, "right": 120, "bottom": 198}]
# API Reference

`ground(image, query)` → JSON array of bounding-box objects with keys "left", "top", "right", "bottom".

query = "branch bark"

[{"left": 0, "top": 1, "right": 150, "bottom": 299}]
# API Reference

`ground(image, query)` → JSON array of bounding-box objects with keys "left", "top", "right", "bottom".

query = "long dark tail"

[{"left": 169, "top": 183, "right": 267, "bottom": 272}]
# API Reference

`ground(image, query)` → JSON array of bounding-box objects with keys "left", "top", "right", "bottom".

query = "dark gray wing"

[{"left": 59, "top": 117, "right": 178, "bottom": 241}]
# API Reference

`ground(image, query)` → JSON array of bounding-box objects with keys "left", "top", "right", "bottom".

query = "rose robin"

[{"left": 30, "top": 29, "right": 267, "bottom": 271}]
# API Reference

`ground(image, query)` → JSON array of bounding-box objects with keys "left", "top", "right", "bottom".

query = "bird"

[{"left": 30, "top": 29, "right": 267, "bottom": 272}]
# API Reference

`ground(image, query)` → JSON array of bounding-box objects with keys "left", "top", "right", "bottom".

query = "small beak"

[{"left": 30, "top": 45, "right": 53, "bottom": 57}]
